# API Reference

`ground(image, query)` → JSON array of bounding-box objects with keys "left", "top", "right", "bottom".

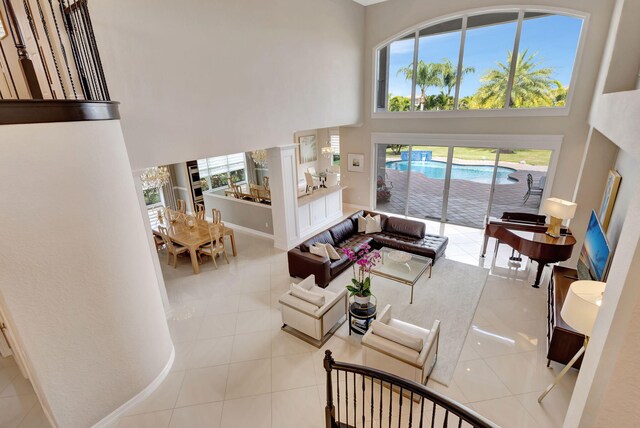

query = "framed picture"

[
  {"left": 298, "top": 135, "right": 317, "bottom": 164},
  {"left": 598, "top": 169, "right": 621, "bottom": 231},
  {"left": 347, "top": 153, "right": 365, "bottom": 173}
]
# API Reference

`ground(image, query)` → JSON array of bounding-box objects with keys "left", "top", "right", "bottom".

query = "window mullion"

[
  {"left": 504, "top": 10, "right": 524, "bottom": 109},
  {"left": 410, "top": 31, "right": 419, "bottom": 111},
  {"left": 453, "top": 15, "right": 468, "bottom": 110}
]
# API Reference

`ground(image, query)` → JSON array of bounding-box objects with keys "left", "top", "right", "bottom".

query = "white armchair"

[
  {"left": 279, "top": 275, "right": 347, "bottom": 347},
  {"left": 362, "top": 304, "right": 440, "bottom": 385}
]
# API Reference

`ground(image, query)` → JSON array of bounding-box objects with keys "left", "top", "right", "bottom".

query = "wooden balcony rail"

[{"left": 0, "top": 0, "right": 108, "bottom": 101}]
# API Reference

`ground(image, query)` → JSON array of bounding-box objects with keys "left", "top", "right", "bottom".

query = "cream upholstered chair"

[
  {"left": 176, "top": 199, "right": 187, "bottom": 213},
  {"left": 307, "top": 167, "right": 316, "bottom": 175},
  {"left": 362, "top": 304, "right": 440, "bottom": 385},
  {"left": 198, "top": 223, "right": 229, "bottom": 268},
  {"left": 304, "top": 172, "right": 320, "bottom": 193},
  {"left": 157, "top": 226, "right": 188, "bottom": 268},
  {"left": 279, "top": 275, "right": 347, "bottom": 347},
  {"left": 324, "top": 172, "right": 339, "bottom": 188}
]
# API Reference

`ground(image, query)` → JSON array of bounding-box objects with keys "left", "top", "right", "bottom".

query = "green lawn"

[{"left": 386, "top": 146, "right": 552, "bottom": 166}]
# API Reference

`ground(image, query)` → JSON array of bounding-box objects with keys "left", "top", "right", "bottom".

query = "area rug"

[{"left": 328, "top": 258, "right": 488, "bottom": 386}]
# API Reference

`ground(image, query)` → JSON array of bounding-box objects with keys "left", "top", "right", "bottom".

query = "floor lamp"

[{"left": 538, "top": 280, "right": 606, "bottom": 403}]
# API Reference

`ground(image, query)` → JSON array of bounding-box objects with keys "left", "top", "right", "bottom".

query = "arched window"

[{"left": 375, "top": 8, "right": 585, "bottom": 114}]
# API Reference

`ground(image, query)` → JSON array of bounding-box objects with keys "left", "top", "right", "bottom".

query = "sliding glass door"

[{"left": 374, "top": 143, "right": 553, "bottom": 228}]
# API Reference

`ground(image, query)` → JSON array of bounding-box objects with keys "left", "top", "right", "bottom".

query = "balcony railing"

[
  {"left": 323, "top": 351, "right": 498, "bottom": 428},
  {"left": 0, "top": 0, "right": 108, "bottom": 101}
]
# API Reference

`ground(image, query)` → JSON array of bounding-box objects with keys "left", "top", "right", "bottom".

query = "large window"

[
  {"left": 329, "top": 128, "right": 341, "bottom": 165},
  {"left": 376, "top": 8, "right": 584, "bottom": 113},
  {"left": 198, "top": 153, "right": 247, "bottom": 191}
]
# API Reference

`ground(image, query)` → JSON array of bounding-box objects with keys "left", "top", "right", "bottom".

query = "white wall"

[
  {"left": 604, "top": 149, "right": 637, "bottom": 247},
  {"left": 0, "top": 121, "right": 173, "bottom": 427},
  {"left": 90, "top": 0, "right": 365, "bottom": 170},
  {"left": 340, "top": 0, "right": 615, "bottom": 213}
]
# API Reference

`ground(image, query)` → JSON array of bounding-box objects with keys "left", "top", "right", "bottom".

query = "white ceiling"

[{"left": 352, "top": 0, "right": 388, "bottom": 5}]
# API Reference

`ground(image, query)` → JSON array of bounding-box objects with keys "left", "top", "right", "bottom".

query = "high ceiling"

[{"left": 352, "top": 0, "right": 388, "bottom": 5}]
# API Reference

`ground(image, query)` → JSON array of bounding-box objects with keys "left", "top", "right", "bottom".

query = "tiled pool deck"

[{"left": 376, "top": 166, "right": 546, "bottom": 228}]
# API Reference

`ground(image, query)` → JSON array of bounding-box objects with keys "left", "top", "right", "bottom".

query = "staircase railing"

[
  {"left": 0, "top": 0, "right": 108, "bottom": 100},
  {"left": 323, "top": 350, "right": 498, "bottom": 428}
]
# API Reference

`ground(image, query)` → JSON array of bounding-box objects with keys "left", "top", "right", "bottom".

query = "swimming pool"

[{"left": 386, "top": 160, "right": 517, "bottom": 185}]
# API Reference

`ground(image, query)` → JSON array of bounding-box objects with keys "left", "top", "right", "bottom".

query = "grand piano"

[{"left": 482, "top": 212, "right": 577, "bottom": 288}]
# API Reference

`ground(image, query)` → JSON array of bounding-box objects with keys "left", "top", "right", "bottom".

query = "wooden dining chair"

[
  {"left": 198, "top": 223, "right": 229, "bottom": 268},
  {"left": 177, "top": 199, "right": 187, "bottom": 214},
  {"left": 211, "top": 208, "right": 222, "bottom": 224},
  {"left": 249, "top": 184, "right": 263, "bottom": 203},
  {"left": 262, "top": 176, "right": 270, "bottom": 190},
  {"left": 158, "top": 226, "right": 188, "bottom": 268},
  {"left": 195, "top": 203, "right": 205, "bottom": 221}
]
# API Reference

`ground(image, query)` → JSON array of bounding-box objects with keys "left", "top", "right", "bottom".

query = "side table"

[{"left": 348, "top": 296, "right": 377, "bottom": 335}]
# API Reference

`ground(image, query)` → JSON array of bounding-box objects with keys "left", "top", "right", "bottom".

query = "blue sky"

[{"left": 388, "top": 15, "right": 583, "bottom": 99}]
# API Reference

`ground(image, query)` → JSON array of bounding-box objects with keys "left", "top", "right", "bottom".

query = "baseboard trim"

[{"left": 93, "top": 345, "right": 175, "bottom": 428}]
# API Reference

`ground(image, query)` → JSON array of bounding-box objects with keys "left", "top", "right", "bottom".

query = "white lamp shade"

[
  {"left": 542, "top": 197, "right": 577, "bottom": 220},
  {"left": 561, "top": 280, "right": 606, "bottom": 336}
]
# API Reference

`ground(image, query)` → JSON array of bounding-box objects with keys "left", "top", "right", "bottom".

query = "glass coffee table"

[{"left": 370, "top": 247, "right": 432, "bottom": 304}]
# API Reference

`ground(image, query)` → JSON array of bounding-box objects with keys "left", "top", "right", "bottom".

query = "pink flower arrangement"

[{"left": 342, "top": 244, "right": 381, "bottom": 297}]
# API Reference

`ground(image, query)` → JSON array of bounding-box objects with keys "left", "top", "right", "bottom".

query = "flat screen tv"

[{"left": 577, "top": 210, "right": 611, "bottom": 281}]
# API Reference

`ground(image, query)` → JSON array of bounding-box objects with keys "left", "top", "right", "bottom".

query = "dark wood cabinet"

[{"left": 547, "top": 266, "right": 585, "bottom": 368}]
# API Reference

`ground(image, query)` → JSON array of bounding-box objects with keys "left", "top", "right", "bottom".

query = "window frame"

[
  {"left": 372, "top": 6, "right": 589, "bottom": 118},
  {"left": 198, "top": 153, "right": 248, "bottom": 192}
]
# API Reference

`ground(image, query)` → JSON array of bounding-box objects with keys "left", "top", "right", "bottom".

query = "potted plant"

[{"left": 342, "top": 244, "right": 381, "bottom": 305}]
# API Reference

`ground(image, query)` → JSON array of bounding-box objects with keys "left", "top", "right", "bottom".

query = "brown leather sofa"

[{"left": 288, "top": 210, "right": 448, "bottom": 288}]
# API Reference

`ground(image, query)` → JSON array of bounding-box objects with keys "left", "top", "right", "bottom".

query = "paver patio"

[{"left": 376, "top": 165, "right": 546, "bottom": 228}]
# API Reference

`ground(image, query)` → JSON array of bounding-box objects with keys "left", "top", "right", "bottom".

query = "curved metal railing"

[{"left": 323, "top": 350, "right": 499, "bottom": 428}]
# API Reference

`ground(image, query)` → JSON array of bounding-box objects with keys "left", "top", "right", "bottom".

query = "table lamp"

[
  {"left": 542, "top": 198, "right": 577, "bottom": 238},
  {"left": 538, "top": 280, "right": 606, "bottom": 402}
]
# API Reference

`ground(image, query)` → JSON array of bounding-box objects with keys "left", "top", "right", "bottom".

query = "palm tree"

[
  {"left": 397, "top": 60, "right": 441, "bottom": 110},
  {"left": 436, "top": 59, "right": 475, "bottom": 97},
  {"left": 475, "top": 49, "right": 556, "bottom": 108}
]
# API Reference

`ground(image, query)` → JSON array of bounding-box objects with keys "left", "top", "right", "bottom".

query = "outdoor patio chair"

[{"left": 523, "top": 173, "right": 544, "bottom": 204}]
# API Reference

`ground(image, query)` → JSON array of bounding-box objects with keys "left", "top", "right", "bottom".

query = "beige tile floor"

[{"left": 0, "top": 218, "right": 577, "bottom": 428}]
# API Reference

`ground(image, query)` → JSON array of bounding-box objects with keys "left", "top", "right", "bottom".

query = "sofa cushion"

[
  {"left": 364, "top": 211, "right": 388, "bottom": 229},
  {"left": 310, "top": 243, "right": 329, "bottom": 259},
  {"left": 299, "top": 230, "right": 335, "bottom": 252},
  {"left": 330, "top": 254, "right": 351, "bottom": 277},
  {"left": 365, "top": 215, "right": 382, "bottom": 234},
  {"left": 297, "top": 274, "right": 316, "bottom": 290},
  {"left": 339, "top": 234, "right": 374, "bottom": 252},
  {"left": 328, "top": 218, "right": 356, "bottom": 244},
  {"left": 357, "top": 215, "right": 367, "bottom": 233},
  {"left": 371, "top": 320, "right": 424, "bottom": 352},
  {"left": 373, "top": 232, "right": 448, "bottom": 261},
  {"left": 384, "top": 217, "right": 425, "bottom": 239},
  {"left": 290, "top": 284, "right": 325, "bottom": 307}
]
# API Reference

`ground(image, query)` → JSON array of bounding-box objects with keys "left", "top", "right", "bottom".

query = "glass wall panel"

[
  {"left": 511, "top": 13, "right": 583, "bottom": 108},
  {"left": 405, "top": 146, "right": 449, "bottom": 220},
  {"left": 489, "top": 149, "right": 551, "bottom": 218},
  {"left": 375, "top": 144, "right": 409, "bottom": 215},
  {"left": 458, "top": 12, "right": 519, "bottom": 110},
  {"left": 387, "top": 34, "right": 416, "bottom": 111},
  {"left": 445, "top": 147, "right": 497, "bottom": 227},
  {"left": 413, "top": 19, "right": 462, "bottom": 111}
]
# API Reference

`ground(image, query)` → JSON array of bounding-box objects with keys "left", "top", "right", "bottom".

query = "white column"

[
  {"left": 267, "top": 145, "right": 300, "bottom": 250},
  {"left": 0, "top": 120, "right": 174, "bottom": 427}
]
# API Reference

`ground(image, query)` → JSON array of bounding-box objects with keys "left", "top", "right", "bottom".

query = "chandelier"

[
  {"left": 140, "top": 166, "right": 171, "bottom": 190},
  {"left": 251, "top": 149, "right": 268, "bottom": 167},
  {"left": 321, "top": 146, "right": 334, "bottom": 159}
]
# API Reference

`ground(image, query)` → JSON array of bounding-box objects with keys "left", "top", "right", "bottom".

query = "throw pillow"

[
  {"left": 365, "top": 215, "right": 382, "bottom": 234},
  {"left": 309, "top": 243, "right": 329, "bottom": 259},
  {"left": 296, "top": 274, "right": 316, "bottom": 291},
  {"left": 323, "top": 243, "right": 341, "bottom": 260},
  {"left": 290, "top": 284, "right": 325, "bottom": 307},
  {"left": 357, "top": 215, "right": 367, "bottom": 233},
  {"left": 371, "top": 320, "right": 424, "bottom": 352}
]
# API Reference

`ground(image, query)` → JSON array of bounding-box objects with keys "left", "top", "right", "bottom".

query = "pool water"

[{"left": 386, "top": 160, "right": 517, "bottom": 185}]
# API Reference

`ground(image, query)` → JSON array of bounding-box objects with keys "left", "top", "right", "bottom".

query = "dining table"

[
  {"left": 151, "top": 216, "right": 237, "bottom": 274},
  {"left": 224, "top": 183, "right": 271, "bottom": 202}
]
